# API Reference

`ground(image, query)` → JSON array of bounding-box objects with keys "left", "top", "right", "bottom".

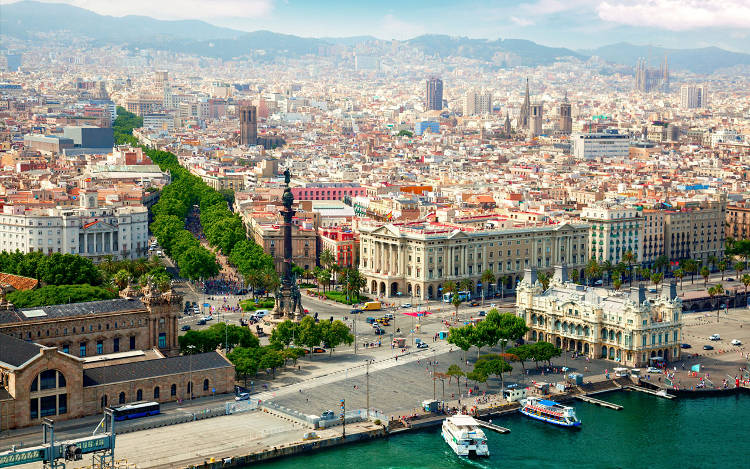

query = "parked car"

[
  {"left": 313, "top": 347, "right": 327, "bottom": 354},
  {"left": 197, "top": 319, "right": 206, "bottom": 325},
  {"left": 401, "top": 303, "right": 412, "bottom": 308},
  {"left": 416, "top": 342, "right": 429, "bottom": 349},
  {"left": 731, "top": 339, "right": 742, "bottom": 346},
  {"left": 709, "top": 334, "right": 721, "bottom": 341},
  {"left": 680, "top": 343, "right": 692, "bottom": 349},
  {"left": 320, "top": 410, "right": 336, "bottom": 420},
  {"left": 594, "top": 280, "right": 603, "bottom": 286},
  {"left": 703, "top": 344, "right": 714, "bottom": 350},
  {"left": 235, "top": 393, "right": 250, "bottom": 401},
  {"left": 180, "top": 325, "right": 191, "bottom": 331},
  {"left": 726, "top": 278, "right": 735, "bottom": 282},
  {"left": 646, "top": 367, "right": 661, "bottom": 373}
]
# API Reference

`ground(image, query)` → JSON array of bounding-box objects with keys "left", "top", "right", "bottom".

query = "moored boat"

[
  {"left": 520, "top": 397, "right": 581, "bottom": 427},
  {"left": 441, "top": 415, "right": 490, "bottom": 457}
]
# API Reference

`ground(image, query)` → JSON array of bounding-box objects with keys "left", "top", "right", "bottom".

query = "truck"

[{"left": 363, "top": 301, "right": 381, "bottom": 311}]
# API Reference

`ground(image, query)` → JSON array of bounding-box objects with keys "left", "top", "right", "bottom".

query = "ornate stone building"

[{"left": 515, "top": 265, "right": 683, "bottom": 367}]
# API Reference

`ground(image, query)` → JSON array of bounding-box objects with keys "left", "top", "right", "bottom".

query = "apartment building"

[
  {"left": 246, "top": 215, "right": 317, "bottom": 272},
  {"left": 726, "top": 202, "right": 750, "bottom": 241},
  {"left": 581, "top": 203, "right": 642, "bottom": 264},
  {"left": 515, "top": 266, "right": 682, "bottom": 367},
  {"left": 0, "top": 191, "right": 148, "bottom": 261},
  {"left": 641, "top": 209, "right": 666, "bottom": 267},
  {"left": 664, "top": 197, "right": 726, "bottom": 263},
  {"left": 358, "top": 220, "right": 589, "bottom": 300},
  {"left": 319, "top": 227, "right": 358, "bottom": 268}
]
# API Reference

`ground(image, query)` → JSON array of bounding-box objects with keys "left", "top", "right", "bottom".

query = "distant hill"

[
  {"left": 582, "top": 43, "right": 750, "bottom": 74},
  {"left": 406, "top": 35, "right": 585, "bottom": 66}
]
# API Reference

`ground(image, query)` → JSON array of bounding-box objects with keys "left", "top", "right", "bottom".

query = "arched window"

[
  {"left": 187, "top": 382, "right": 192, "bottom": 395},
  {"left": 154, "top": 387, "right": 160, "bottom": 399},
  {"left": 170, "top": 384, "right": 177, "bottom": 396},
  {"left": 29, "top": 370, "right": 68, "bottom": 420},
  {"left": 203, "top": 379, "right": 209, "bottom": 391},
  {"left": 136, "top": 389, "right": 143, "bottom": 401},
  {"left": 101, "top": 395, "right": 107, "bottom": 409},
  {"left": 119, "top": 392, "right": 126, "bottom": 404}
]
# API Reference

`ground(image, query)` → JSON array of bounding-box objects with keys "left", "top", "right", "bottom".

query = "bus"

[
  {"left": 442, "top": 291, "right": 472, "bottom": 303},
  {"left": 111, "top": 401, "right": 161, "bottom": 421}
]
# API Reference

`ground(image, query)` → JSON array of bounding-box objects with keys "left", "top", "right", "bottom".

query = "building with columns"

[
  {"left": 358, "top": 220, "right": 589, "bottom": 300},
  {"left": 515, "top": 265, "right": 683, "bottom": 367}
]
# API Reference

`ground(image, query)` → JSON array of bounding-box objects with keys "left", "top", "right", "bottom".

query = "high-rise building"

[
  {"left": 529, "top": 103, "right": 543, "bottom": 137},
  {"left": 559, "top": 93, "right": 572, "bottom": 134},
  {"left": 519, "top": 78, "right": 531, "bottom": 129},
  {"left": 426, "top": 77, "right": 443, "bottom": 111},
  {"left": 239, "top": 105, "right": 257, "bottom": 146},
  {"left": 463, "top": 89, "right": 492, "bottom": 116},
  {"left": 680, "top": 84, "right": 708, "bottom": 109}
]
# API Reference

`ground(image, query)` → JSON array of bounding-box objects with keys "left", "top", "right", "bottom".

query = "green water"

[{"left": 258, "top": 392, "right": 748, "bottom": 469}]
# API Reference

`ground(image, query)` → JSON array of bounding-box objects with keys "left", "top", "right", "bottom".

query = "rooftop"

[{"left": 83, "top": 352, "right": 232, "bottom": 386}]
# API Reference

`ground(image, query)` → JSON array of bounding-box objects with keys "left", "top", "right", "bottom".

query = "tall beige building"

[
  {"left": 664, "top": 196, "right": 726, "bottom": 263},
  {"left": 359, "top": 220, "right": 589, "bottom": 300},
  {"left": 529, "top": 103, "right": 543, "bottom": 137},
  {"left": 463, "top": 89, "right": 492, "bottom": 116}
]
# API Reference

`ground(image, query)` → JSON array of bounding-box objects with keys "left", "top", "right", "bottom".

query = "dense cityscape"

[{"left": 0, "top": 1, "right": 749, "bottom": 468}]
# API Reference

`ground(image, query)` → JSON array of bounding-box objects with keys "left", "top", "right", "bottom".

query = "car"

[
  {"left": 478, "top": 310, "right": 486, "bottom": 317},
  {"left": 350, "top": 309, "right": 362, "bottom": 314},
  {"left": 731, "top": 339, "right": 742, "bottom": 346},
  {"left": 373, "top": 327, "right": 385, "bottom": 335},
  {"left": 646, "top": 367, "right": 661, "bottom": 373},
  {"left": 254, "top": 310, "right": 270, "bottom": 318},
  {"left": 197, "top": 319, "right": 206, "bottom": 325},
  {"left": 594, "top": 280, "right": 603, "bottom": 286},
  {"left": 470, "top": 300, "right": 480, "bottom": 307},
  {"left": 416, "top": 342, "right": 429, "bottom": 349},
  {"left": 709, "top": 334, "right": 721, "bottom": 341},
  {"left": 384, "top": 313, "right": 395, "bottom": 320},
  {"left": 366, "top": 317, "right": 376, "bottom": 324},
  {"left": 680, "top": 343, "right": 692, "bottom": 349},
  {"left": 320, "top": 410, "right": 336, "bottom": 420},
  {"left": 313, "top": 347, "right": 326, "bottom": 354},
  {"left": 703, "top": 344, "right": 714, "bottom": 350},
  {"left": 235, "top": 393, "right": 250, "bottom": 401},
  {"left": 726, "top": 278, "right": 735, "bottom": 282},
  {"left": 401, "top": 303, "right": 412, "bottom": 308},
  {"left": 180, "top": 325, "right": 191, "bottom": 331},
  {"left": 202, "top": 315, "right": 214, "bottom": 322}
]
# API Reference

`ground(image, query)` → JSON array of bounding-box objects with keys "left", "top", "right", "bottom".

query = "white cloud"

[
  {"left": 380, "top": 13, "right": 426, "bottom": 40},
  {"left": 510, "top": 16, "right": 534, "bottom": 27},
  {"left": 1, "top": 0, "right": 274, "bottom": 20},
  {"left": 596, "top": 0, "right": 750, "bottom": 30}
]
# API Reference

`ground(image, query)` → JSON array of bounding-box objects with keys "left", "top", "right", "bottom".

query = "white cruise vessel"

[{"left": 441, "top": 415, "right": 490, "bottom": 458}]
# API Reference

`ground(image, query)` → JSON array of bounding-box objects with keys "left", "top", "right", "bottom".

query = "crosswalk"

[{"left": 252, "top": 342, "right": 453, "bottom": 401}]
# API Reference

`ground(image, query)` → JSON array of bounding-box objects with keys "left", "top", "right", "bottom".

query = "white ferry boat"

[
  {"left": 519, "top": 397, "right": 581, "bottom": 428},
  {"left": 441, "top": 415, "right": 490, "bottom": 458}
]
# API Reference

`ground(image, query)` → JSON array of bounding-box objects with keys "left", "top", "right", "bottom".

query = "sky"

[{"left": 4, "top": 0, "right": 750, "bottom": 51}]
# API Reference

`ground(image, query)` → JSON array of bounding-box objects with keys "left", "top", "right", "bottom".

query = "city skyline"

[{"left": 2, "top": 0, "right": 749, "bottom": 52}]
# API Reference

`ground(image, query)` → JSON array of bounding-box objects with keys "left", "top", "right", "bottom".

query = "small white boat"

[{"left": 441, "top": 414, "right": 490, "bottom": 458}]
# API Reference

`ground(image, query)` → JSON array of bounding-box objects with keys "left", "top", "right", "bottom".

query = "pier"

[
  {"left": 575, "top": 395, "right": 623, "bottom": 410},
  {"left": 626, "top": 385, "right": 675, "bottom": 399},
  {"left": 474, "top": 419, "right": 511, "bottom": 434}
]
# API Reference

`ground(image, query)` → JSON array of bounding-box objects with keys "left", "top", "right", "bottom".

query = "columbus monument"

[{"left": 272, "top": 169, "right": 305, "bottom": 321}]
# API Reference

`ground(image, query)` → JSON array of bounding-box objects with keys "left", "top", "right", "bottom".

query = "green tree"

[
  {"left": 459, "top": 278, "right": 473, "bottom": 294},
  {"left": 295, "top": 316, "right": 322, "bottom": 355},
  {"left": 623, "top": 250, "right": 636, "bottom": 286},
  {"left": 480, "top": 269, "right": 495, "bottom": 299},
  {"left": 701, "top": 266, "right": 711, "bottom": 289},
  {"left": 684, "top": 259, "right": 698, "bottom": 284},
  {"left": 708, "top": 284, "right": 724, "bottom": 322},
  {"left": 530, "top": 341, "right": 562, "bottom": 367},
  {"left": 613, "top": 276, "right": 623, "bottom": 292},
  {"left": 446, "top": 364, "right": 465, "bottom": 397},
  {"left": 259, "top": 349, "right": 285, "bottom": 378},
  {"left": 270, "top": 320, "right": 299, "bottom": 348},
  {"left": 600, "top": 260, "right": 613, "bottom": 285},
  {"left": 653, "top": 255, "right": 670, "bottom": 274},
  {"left": 451, "top": 293, "right": 462, "bottom": 318},
  {"left": 506, "top": 344, "right": 533, "bottom": 374},
  {"left": 178, "top": 246, "right": 220, "bottom": 281},
  {"left": 112, "top": 269, "right": 132, "bottom": 291},
  {"left": 498, "top": 275, "right": 509, "bottom": 299},
  {"left": 319, "top": 249, "right": 335, "bottom": 270},
  {"left": 6, "top": 284, "right": 117, "bottom": 308},
  {"left": 488, "top": 310, "right": 529, "bottom": 353},
  {"left": 447, "top": 325, "right": 474, "bottom": 361},
  {"left": 443, "top": 280, "right": 457, "bottom": 296},
  {"left": 226, "top": 347, "right": 261, "bottom": 385},
  {"left": 474, "top": 354, "right": 512, "bottom": 391},
  {"left": 718, "top": 260, "right": 727, "bottom": 281},
  {"left": 742, "top": 274, "right": 750, "bottom": 303},
  {"left": 536, "top": 271, "right": 551, "bottom": 291},
  {"left": 568, "top": 269, "right": 580, "bottom": 284},
  {"left": 584, "top": 258, "right": 600, "bottom": 286},
  {"left": 397, "top": 130, "right": 413, "bottom": 137},
  {"left": 673, "top": 268, "right": 685, "bottom": 291},
  {"left": 734, "top": 261, "right": 746, "bottom": 278},
  {"left": 320, "top": 320, "right": 354, "bottom": 356},
  {"left": 651, "top": 272, "right": 663, "bottom": 295}
]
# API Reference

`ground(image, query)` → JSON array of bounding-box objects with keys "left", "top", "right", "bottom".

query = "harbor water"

[{"left": 257, "top": 392, "right": 748, "bottom": 468}]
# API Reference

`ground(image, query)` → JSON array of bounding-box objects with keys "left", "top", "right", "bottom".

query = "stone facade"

[{"left": 515, "top": 265, "right": 683, "bottom": 368}]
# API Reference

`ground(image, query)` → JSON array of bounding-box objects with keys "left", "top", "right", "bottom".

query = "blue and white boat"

[{"left": 520, "top": 397, "right": 581, "bottom": 428}]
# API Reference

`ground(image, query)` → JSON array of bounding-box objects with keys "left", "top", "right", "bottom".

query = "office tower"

[
  {"left": 463, "top": 89, "right": 492, "bottom": 116},
  {"left": 559, "top": 92, "right": 572, "bottom": 134},
  {"left": 519, "top": 78, "right": 531, "bottom": 129},
  {"left": 680, "top": 84, "right": 708, "bottom": 109},
  {"left": 239, "top": 105, "right": 257, "bottom": 146},
  {"left": 529, "top": 103, "right": 543, "bottom": 137},
  {"left": 426, "top": 77, "right": 443, "bottom": 111}
]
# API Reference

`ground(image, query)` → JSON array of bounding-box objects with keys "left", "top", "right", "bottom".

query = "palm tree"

[
  {"left": 112, "top": 269, "right": 131, "bottom": 291},
  {"left": 584, "top": 258, "right": 600, "bottom": 286},
  {"left": 537, "top": 271, "right": 551, "bottom": 290},
  {"left": 319, "top": 249, "right": 335, "bottom": 270},
  {"left": 684, "top": 259, "right": 698, "bottom": 284},
  {"left": 707, "top": 284, "right": 724, "bottom": 322},
  {"left": 623, "top": 250, "right": 636, "bottom": 286},
  {"left": 451, "top": 294, "right": 462, "bottom": 319},
  {"left": 613, "top": 276, "right": 623, "bottom": 292},
  {"left": 600, "top": 260, "right": 613, "bottom": 285},
  {"left": 638, "top": 267, "right": 652, "bottom": 284},
  {"left": 742, "top": 274, "right": 750, "bottom": 305},
  {"left": 718, "top": 260, "right": 727, "bottom": 281},
  {"left": 568, "top": 269, "right": 579, "bottom": 284},
  {"left": 443, "top": 280, "right": 457, "bottom": 296},
  {"left": 734, "top": 261, "right": 746, "bottom": 279},
  {"left": 498, "top": 275, "right": 509, "bottom": 299},
  {"left": 480, "top": 269, "right": 495, "bottom": 300},
  {"left": 673, "top": 268, "right": 685, "bottom": 291},
  {"left": 262, "top": 266, "right": 280, "bottom": 298},
  {"left": 653, "top": 255, "right": 670, "bottom": 274},
  {"left": 707, "top": 255, "right": 718, "bottom": 271},
  {"left": 459, "top": 278, "right": 472, "bottom": 294},
  {"left": 700, "top": 266, "right": 711, "bottom": 289},
  {"left": 651, "top": 272, "right": 663, "bottom": 295}
]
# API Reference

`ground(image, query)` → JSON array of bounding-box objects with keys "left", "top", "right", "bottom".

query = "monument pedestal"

[{"left": 271, "top": 283, "right": 304, "bottom": 322}]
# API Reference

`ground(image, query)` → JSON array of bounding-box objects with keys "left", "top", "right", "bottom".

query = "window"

[
  {"left": 170, "top": 384, "right": 177, "bottom": 396},
  {"left": 154, "top": 387, "right": 160, "bottom": 399},
  {"left": 187, "top": 382, "right": 192, "bottom": 396},
  {"left": 158, "top": 332, "right": 166, "bottom": 348},
  {"left": 101, "top": 395, "right": 107, "bottom": 409},
  {"left": 119, "top": 392, "right": 126, "bottom": 404},
  {"left": 130, "top": 336, "right": 136, "bottom": 350},
  {"left": 136, "top": 389, "right": 143, "bottom": 401},
  {"left": 80, "top": 342, "right": 87, "bottom": 357},
  {"left": 113, "top": 338, "right": 120, "bottom": 353},
  {"left": 203, "top": 379, "right": 209, "bottom": 391},
  {"left": 62, "top": 345, "right": 69, "bottom": 354},
  {"left": 97, "top": 340, "right": 103, "bottom": 355}
]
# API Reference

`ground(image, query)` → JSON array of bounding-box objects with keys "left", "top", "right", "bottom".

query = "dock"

[
  {"left": 475, "top": 419, "right": 511, "bottom": 434},
  {"left": 626, "top": 385, "right": 675, "bottom": 399},
  {"left": 575, "top": 395, "right": 623, "bottom": 410}
]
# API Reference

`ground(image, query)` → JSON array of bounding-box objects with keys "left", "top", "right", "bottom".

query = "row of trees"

[
  {"left": 113, "top": 106, "right": 142, "bottom": 146},
  {"left": 7, "top": 284, "right": 117, "bottom": 307},
  {"left": 0, "top": 251, "right": 102, "bottom": 286},
  {"left": 269, "top": 317, "right": 355, "bottom": 356}
]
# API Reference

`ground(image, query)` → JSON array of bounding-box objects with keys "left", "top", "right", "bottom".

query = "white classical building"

[
  {"left": 515, "top": 265, "right": 683, "bottom": 367},
  {"left": 0, "top": 190, "right": 148, "bottom": 261}
]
